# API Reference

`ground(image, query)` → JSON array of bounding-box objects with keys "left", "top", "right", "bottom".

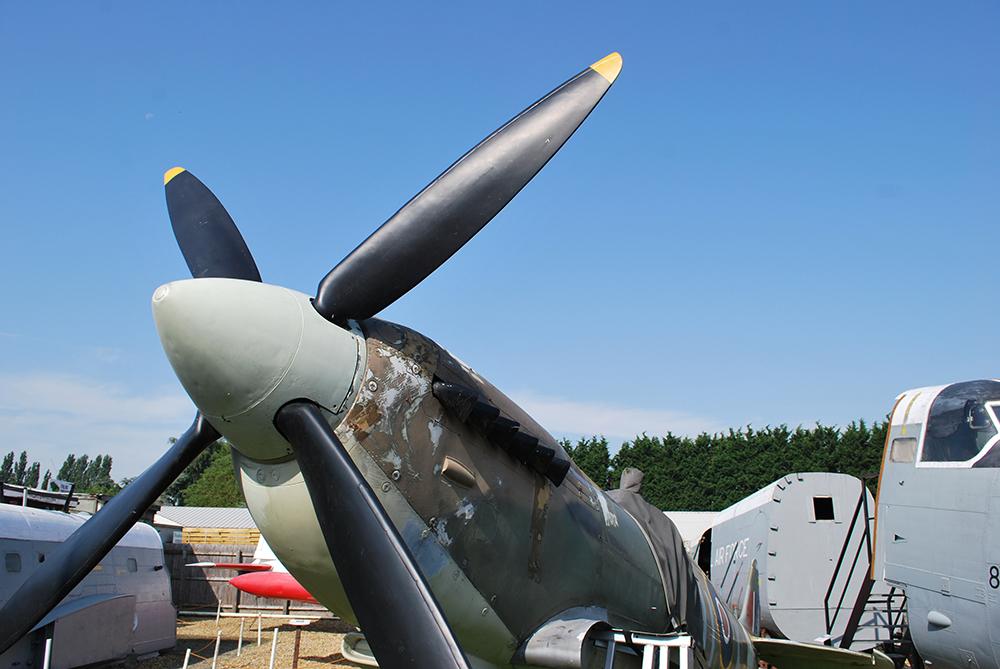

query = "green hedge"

[{"left": 562, "top": 420, "right": 887, "bottom": 511}]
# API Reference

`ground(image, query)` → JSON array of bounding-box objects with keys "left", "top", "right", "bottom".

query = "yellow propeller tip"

[
  {"left": 163, "top": 166, "right": 187, "bottom": 185},
  {"left": 589, "top": 52, "right": 622, "bottom": 84}
]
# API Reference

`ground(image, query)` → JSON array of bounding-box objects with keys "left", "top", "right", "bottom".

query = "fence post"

[
  {"left": 211, "top": 630, "right": 221, "bottom": 669},
  {"left": 234, "top": 549, "right": 243, "bottom": 613},
  {"left": 269, "top": 628, "right": 279, "bottom": 669},
  {"left": 41, "top": 637, "right": 52, "bottom": 669},
  {"left": 292, "top": 628, "right": 302, "bottom": 669}
]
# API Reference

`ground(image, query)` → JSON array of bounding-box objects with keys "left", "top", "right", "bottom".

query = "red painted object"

[{"left": 229, "top": 571, "right": 317, "bottom": 603}]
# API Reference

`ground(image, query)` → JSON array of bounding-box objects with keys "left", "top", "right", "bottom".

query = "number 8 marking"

[{"left": 989, "top": 565, "right": 999, "bottom": 589}]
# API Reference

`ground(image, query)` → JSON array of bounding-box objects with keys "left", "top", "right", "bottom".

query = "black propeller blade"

[
  {"left": 0, "top": 415, "right": 220, "bottom": 654},
  {"left": 274, "top": 402, "right": 471, "bottom": 669},
  {"left": 313, "top": 52, "right": 622, "bottom": 322},
  {"left": 164, "top": 167, "right": 262, "bottom": 282}
]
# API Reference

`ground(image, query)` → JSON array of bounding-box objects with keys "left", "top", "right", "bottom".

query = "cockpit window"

[{"left": 921, "top": 380, "right": 1000, "bottom": 463}]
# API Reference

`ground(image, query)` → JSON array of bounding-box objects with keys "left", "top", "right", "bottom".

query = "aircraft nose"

[
  {"left": 152, "top": 278, "right": 365, "bottom": 460},
  {"left": 152, "top": 278, "right": 302, "bottom": 419}
]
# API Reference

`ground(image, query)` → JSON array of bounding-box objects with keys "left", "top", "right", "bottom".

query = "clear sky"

[{"left": 1, "top": 2, "right": 999, "bottom": 478}]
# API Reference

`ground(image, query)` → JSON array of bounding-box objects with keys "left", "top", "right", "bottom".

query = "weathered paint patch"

[
  {"left": 597, "top": 490, "right": 620, "bottom": 528},
  {"left": 433, "top": 517, "right": 453, "bottom": 547},
  {"left": 427, "top": 419, "right": 443, "bottom": 450},
  {"left": 528, "top": 483, "right": 551, "bottom": 579},
  {"left": 455, "top": 499, "right": 476, "bottom": 521},
  {"left": 400, "top": 519, "right": 450, "bottom": 579}
]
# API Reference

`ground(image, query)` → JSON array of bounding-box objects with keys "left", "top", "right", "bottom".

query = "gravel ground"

[{"left": 133, "top": 616, "right": 366, "bottom": 668}]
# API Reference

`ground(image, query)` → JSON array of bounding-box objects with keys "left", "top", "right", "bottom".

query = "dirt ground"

[{"left": 134, "top": 616, "right": 366, "bottom": 668}]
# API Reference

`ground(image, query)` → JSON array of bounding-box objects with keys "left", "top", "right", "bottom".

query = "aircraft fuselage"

[{"left": 233, "top": 315, "right": 756, "bottom": 668}]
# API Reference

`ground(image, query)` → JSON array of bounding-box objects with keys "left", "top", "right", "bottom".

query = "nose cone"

[
  {"left": 152, "top": 279, "right": 302, "bottom": 418},
  {"left": 152, "top": 278, "right": 365, "bottom": 461}
]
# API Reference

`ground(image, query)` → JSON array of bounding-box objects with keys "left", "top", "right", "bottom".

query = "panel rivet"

[
  {"left": 481, "top": 607, "right": 488, "bottom": 617},
  {"left": 381, "top": 482, "right": 391, "bottom": 492},
  {"left": 367, "top": 380, "right": 378, "bottom": 392},
  {"left": 391, "top": 470, "right": 401, "bottom": 481}
]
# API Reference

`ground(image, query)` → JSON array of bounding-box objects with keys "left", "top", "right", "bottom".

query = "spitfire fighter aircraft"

[{"left": 0, "top": 54, "right": 895, "bottom": 669}]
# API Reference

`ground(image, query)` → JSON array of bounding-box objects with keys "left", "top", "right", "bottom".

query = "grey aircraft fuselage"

[
  {"left": 875, "top": 380, "right": 1000, "bottom": 669},
  {"left": 0, "top": 504, "right": 175, "bottom": 668}
]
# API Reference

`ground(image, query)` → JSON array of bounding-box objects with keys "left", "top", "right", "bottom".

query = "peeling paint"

[
  {"left": 597, "top": 491, "right": 620, "bottom": 528},
  {"left": 433, "top": 517, "right": 454, "bottom": 547},
  {"left": 427, "top": 419, "right": 443, "bottom": 450},
  {"left": 455, "top": 499, "right": 476, "bottom": 521}
]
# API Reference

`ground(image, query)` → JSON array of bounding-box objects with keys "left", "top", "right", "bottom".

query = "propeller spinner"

[{"left": 0, "top": 52, "right": 623, "bottom": 668}]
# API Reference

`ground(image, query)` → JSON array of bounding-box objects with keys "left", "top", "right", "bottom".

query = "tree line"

[
  {"left": 563, "top": 419, "right": 887, "bottom": 511},
  {"left": 0, "top": 450, "right": 121, "bottom": 495}
]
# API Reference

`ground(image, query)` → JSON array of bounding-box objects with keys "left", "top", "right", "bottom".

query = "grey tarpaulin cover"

[{"left": 606, "top": 467, "right": 701, "bottom": 630}]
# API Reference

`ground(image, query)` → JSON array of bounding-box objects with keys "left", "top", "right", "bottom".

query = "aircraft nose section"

[
  {"left": 152, "top": 278, "right": 302, "bottom": 419},
  {"left": 152, "top": 278, "right": 366, "bottom": 461}
]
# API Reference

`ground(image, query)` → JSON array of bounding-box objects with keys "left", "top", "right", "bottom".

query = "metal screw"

[
  {"left": 481, "top": 608, "right": 488, "bottom": 617},
  {"left": 381, "top": 482, "right": 391, "bottom": 492},
  {"left": 391, "top": 470, "right": 401, "bottom": 481},
  {"left": 367, "top": 380, "right": 378, "bottom": 392}
]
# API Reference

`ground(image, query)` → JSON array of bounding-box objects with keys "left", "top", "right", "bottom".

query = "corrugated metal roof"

[{"left": 153, "top": 506, "right": 256, "bottom": 529}]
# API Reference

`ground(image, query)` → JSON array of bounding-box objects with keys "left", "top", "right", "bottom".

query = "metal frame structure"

[{"left": 592, "top": 629, "right": 695, "bottom": 669}]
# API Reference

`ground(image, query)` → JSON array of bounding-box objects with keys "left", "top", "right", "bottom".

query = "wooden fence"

[{"left": 164, "top": 543, "right": 331, "bottom": 616}]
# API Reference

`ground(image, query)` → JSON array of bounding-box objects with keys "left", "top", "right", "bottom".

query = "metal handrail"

[{"left": 823, "top": 479, "right": 873, "bottom": 639}]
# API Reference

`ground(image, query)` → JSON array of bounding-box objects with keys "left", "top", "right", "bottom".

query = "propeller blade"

[
  {"left": 313, "top": 52, "right": 623, "bottom": 322},
  {"left": 0, "top": 414, "right": 220, "bottom": 653},
  {"left": 164, "top": 167, "right": 262, "bottom": 281},
  {"left": 274, "top": 402, "right": 471, "bottom": 669}
]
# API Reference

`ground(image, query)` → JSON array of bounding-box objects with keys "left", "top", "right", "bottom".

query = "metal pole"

[
  {"left": 215, "top": 600, "right": 222, "bottom": 627},
  {"left": 604, "top": 638, "right": 616, "bottom": 669},
  {"left": 181, "top": 648, "right": 192, "bottom": 669},
  {"left": 237, "top": 617, "right": 245, "bottom": 656},
  {"left": 292, "top": 628, "right": 302, "bottom": 669},
  {"left": 62, "top": 484, "right": 75, "bottom": 513},
  {"left": 257, "top": 612, "right": 263, "bottom": 646},
  {"left": 235, "top": 549, "right": 243, "bottom": 614},
  {"left": 269, "top": 627, "right": 279, "bottom": 669},
  {"left": 41, "top": 638, "right": 52, "bottom": 669},
  {"left": 641, "top": 644, "right": 654, "bottom": 669},
  {"left": 211, "top": 630, "right": 221, "bottom": 669}
]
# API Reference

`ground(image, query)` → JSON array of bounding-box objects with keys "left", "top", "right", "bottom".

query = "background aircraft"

[
  {"left": 0, "top": 504, "right": 175, "bottom": 667},
  {"left": 873, "top": 380, "right": 1000, "bottom": 669},
  {"left": 188, "top": 535, "right": 317, "bottom": 603},
  {"left": 0, "top": 54, "right": 899, "bottom": 668}
]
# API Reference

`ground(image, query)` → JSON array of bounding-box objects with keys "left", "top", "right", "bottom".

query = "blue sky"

[{"left": 2, "top": 2, "right": 999, "bottom": 478}]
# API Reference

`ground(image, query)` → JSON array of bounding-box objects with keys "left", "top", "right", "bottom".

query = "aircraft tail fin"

[{"left": 738, "top": 558, "right": 761, "bottom": 637}]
